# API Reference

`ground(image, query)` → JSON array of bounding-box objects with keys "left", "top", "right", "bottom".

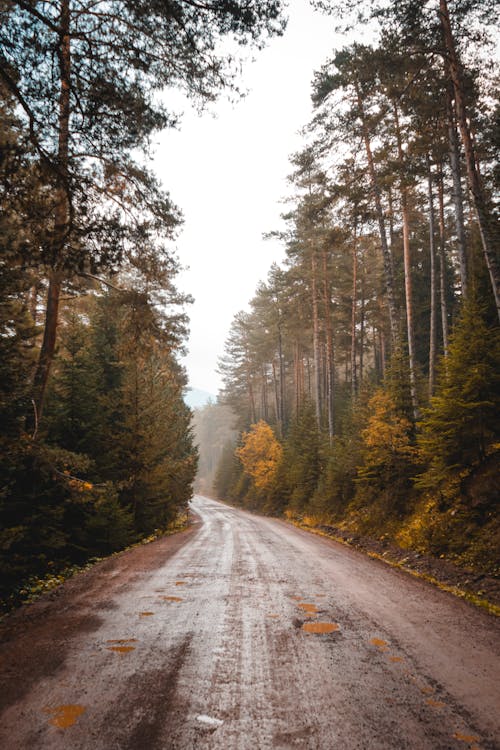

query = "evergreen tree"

[
  {"left": 279, "top": 402, "right": 322, "bottom": 513},
  {"left": 0, "top": 0, "right": 286, "bottom": 424},
  {"left": 417, "top": 297, "right": 500, "bottom": 494}
]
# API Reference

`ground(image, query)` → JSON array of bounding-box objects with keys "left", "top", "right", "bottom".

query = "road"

[{"left": 0, "top": 495, "right": 499, "bottom": 749}]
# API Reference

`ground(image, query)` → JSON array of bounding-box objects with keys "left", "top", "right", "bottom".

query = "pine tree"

[
  {"left": 1, "top": 0, "right": 286, "bottom": 425},
  {"left": 417, "top": 297, "right": 500, "bottom": 493},
  {"left": 279, "top": 402, "right": 322, "bottom": 513}
]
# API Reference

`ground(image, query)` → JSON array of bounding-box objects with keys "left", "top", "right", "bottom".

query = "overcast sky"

[{"left": 155, "top": 0, "right": 345, "bottom": 395}]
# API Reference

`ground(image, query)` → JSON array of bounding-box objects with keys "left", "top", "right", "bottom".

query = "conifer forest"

[
  {"left": 1, "top": 0, "right": 499, "bottom": 613},
  {"left": 209, "top": 2, "right": 500, "bottom": 582}
]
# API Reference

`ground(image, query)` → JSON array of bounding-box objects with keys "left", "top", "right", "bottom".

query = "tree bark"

[
  {"left": 351, "top": 231, "right": 358, "bottom": 397},
  {"left": 359, "top": 269, "right": 365, "bottom": 384},
  {"left": 311, "top": 245, "right": 322, "bottom": 429},
  {"left": 439, "top": 0, "right": 500, "bottom": 321},
  {"left": 437, "top": 164, "right": 450, "bottom": 357},
  {"left": 28, "top": 0, "right": 71, "bottom": 431},
  {"left": 294, "top": 342, "right": 300, "bottom": 416},
  {"left": 394, "top": 103, "right": 419, "bottom": 420},
  {"left": 321, "top": 244, "right": 335, "bottom": 441},
  {"left": 446, "top": 85, "right": 468, "bottom": 298},
  {"left": 260, "top": 365, "right": 268, "bottom": 421},
  {"left": 247, "top": 376, "right": 256, "bottom": 424},
  {"left": 272, "top": 360, "right": 281, "bottom": 436},
  {"left": 427, "top": 155, "right": 437, "bottom": 398},
  {"left": 277, "top": 318, "right": 286, "bottom": 431}
]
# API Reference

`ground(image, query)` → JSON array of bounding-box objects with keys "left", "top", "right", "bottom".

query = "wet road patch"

[
  {"left": 370, "top": 637, "right": 389, "bottom": 652},
  {"left": 139, "top": 612, "right": 154, "bottom": 616},
  {"left": 302, "top": 622, "right": 339, "bottom": 634},
  {"left": 426, "top": 698, "right": 445, "bottom": 708},
  {"left": 43, "top": 704, "right": 86, "bottom": 728},
  {"left": 453, "top": 731, "right": 480, "bottom": 745},
  {"left": 106, "top": 638, "right": 137, "bottom": 653},
  {"left": 106, "top": 638, "right": 137, "bottom": 644},
  {"left": 160, "top": 596, "right": 183, "bottom": 602},
  {"left": 196, "top": 714, "right": 224, "bottom": 730},
  {"left": 297, "top": 602, "right": 318, "bottom": 614}
]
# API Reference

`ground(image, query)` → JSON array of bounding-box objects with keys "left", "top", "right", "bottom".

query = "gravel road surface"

[{"left": 1, "top": 495, "right": 499, "bottom": 749}]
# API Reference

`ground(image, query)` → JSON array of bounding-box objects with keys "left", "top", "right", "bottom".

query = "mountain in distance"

[{"left": 185, "top": 387, "right": 216, "bottom": 409}]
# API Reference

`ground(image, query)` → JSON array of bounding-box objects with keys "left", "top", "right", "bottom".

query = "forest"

[
  {"left": 208, "top": 0, "right": 500, "bottom": 579},
  {"left": 0, "top": 0, "right": 498, "bottom": 611},
  {"left": 0, "top": 0, "right": 285, "bottom": 608}
]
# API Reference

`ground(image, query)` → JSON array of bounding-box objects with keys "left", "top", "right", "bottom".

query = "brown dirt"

[
  {"left": 0, "top": 521, "right": 197, "bottom": 714},
  {"left": 307, "top": 522, "right": 500, "bottom": 610}
]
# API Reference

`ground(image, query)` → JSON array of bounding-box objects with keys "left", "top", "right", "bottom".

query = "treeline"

[
  {"left": 0, "top": 0, "right": 286, "bottom": 605},
  {"left": 215, "top": 1, "right": 500, "bottom": 573}
]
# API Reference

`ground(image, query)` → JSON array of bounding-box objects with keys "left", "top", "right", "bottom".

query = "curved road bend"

[{"left": 0, "top": 495, "right": 499, "bottom": 749}]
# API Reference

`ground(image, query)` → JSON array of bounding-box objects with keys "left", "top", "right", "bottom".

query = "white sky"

[{"left": 154, "top": 0, "right": 345, "bottom": 395}]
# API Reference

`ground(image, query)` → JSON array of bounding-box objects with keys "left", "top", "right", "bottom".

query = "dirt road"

[{"left": 1, "top": 495, "right": 499, "bottom": 749}]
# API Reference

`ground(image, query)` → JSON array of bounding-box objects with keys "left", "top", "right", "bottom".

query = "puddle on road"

[
  {"left": 297, "top": 602, "right": 318, "bottom": 614},
  {"left": 139, "top": 612, "right": 154, "bottom": 617},
  {"left": 43, "top": 705, "right": 86, "bottom": 728},
  {"left": 106, "top": 639, "right": 137, "bottom": 644},
  {"left": 107, "top": 646, "right": 135, "bottom": 653},
  {"left": 370, "top": 637, "right": 389, "bottom": 652},
  {"left": 196, "top": 714, "right": 224, "bottom": 729},
  {"left": 160, "top": 595, "right": 183, "bottom": 602},
  {"left": 389, "top": 656, "right": 404, "bottom": 663},
  {"left": 175, "top": 581, "right": 187, "bottom": 586},
  {"left": 302, "top": 622, "right": 339, "bottom": 634},
  {"left": 420, "top": 686, "right": 434, "bottom": 695},
  {"left": 426, "top": 698, "right": 445, "bottom": 709},
  {"left": 453, "top": 731, "right": 480, "bottom": 745}
]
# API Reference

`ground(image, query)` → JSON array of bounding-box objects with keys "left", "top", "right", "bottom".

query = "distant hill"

[{"left": 185, "top": 388, "right": 216, "bottom": 409}]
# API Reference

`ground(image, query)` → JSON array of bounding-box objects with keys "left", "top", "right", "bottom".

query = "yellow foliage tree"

[
  {"left": 236, "top": 421, "right": 282, "bottom": 491},
  {"left": 360, "top": 390, "right": 416, "bottom": 477}
]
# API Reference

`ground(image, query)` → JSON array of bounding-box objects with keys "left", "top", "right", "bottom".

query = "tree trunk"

[
  {"left": 277, "top": 319, "right": 286, "bottom": 431},
  {"left": 28, "top": 0, "right": 71, "bottom": 432},
  {"left": 321, "top": 245, "right": 335, "bottom": 441},
  {"left": 437, "top": 164, "right": 450, "bottom": 357},
  {"left": 311, "top": 246, "right": 322, "bottom": 428},
  {"left": 248, "top": 376, "right": 256, "bottom": 424},
  {"left": 355, "top": 78, "right": 399, "bottom": 344},
  {"left": 272, "top": 360, "right": 281, "bottom": 435},
  {"left": 260, "top": 365, "right": 268, "bottom": 421},
  {"left": 439, "top": 0, "right": 500, "bottom": 321},
  {"left": 294, "top": 341, "right": 301, "bottom": 416},
  {"left": 394, "top": 103, "right": 419, "bottom": 420},
  {"left": 359, "top": 270, "right": 365, "bottom": 384},
  {"left": 351, "top": 231, "right": 358, "bottom": 397},
  {"left": 427, "top": 155, "right": 437, "bottom": 398},
  {"left": 446, "top": 85, "right": 468, "bottom": 298}
]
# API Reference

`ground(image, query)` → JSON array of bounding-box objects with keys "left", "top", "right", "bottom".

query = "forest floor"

[{"left": 289, "top": 520, "right": 500, "bottom": 615}]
